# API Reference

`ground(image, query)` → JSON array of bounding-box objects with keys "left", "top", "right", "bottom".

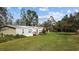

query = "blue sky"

[{"left": 7, "top": 7, "right": 79, "bottom": 23}]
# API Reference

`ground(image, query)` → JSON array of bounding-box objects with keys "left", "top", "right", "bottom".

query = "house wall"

[
  {"left": 16, "top": 28, "right": 23, "bottom": 35},
  {"left": 0, "top": 26, "right": 44, "bottom": 36},
  {"left": 32, "top": 28, "right": 38, "bottom": 35},
  {"left": 16, "top": 26, "right": 44, "bottom": 36},
  {"left": 24, "top": 29, "right": 33, "bottom": 36},
  {"left": 16, "top": 28, "right": 33, "bottom": 36},
  {"left": 38, "top": 27, "right": 43, "bottom": 33},
  {"left": 0, "top": 27, "right": 16, "bottom": 35}
]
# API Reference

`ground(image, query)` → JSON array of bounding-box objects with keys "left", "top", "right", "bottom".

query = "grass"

[
  {"left": 0, "top": 32, "right": 79, "bottom": 51},
  {"left": 0, "top": 34, "right": 26, "bottom": 43}
]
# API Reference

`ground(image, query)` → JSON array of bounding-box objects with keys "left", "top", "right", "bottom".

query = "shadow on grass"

[{"left": 56, "top": 32, "right": 76, "bottom": 36}]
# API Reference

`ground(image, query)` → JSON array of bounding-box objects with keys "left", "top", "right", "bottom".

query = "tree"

[
  {"left": 42, "top": 16, "right": 56, "bottom": 32},
  {"left": 0, "top": 7, "right": 7, "bottom": 26},
  {"left": 48, "top": 16, "right": 56, "bottom": 25},
  {"left": 47, "top": 16, "right": 56, "bottom": 31},
  {"left": 75, "top": 12, "right": 79, "bottom": 30},
  {"left": 54, "top": 13, "right": 78, "bottom": 32},
  {"left": 27, "top": 10, "right": 38, "bottom": 26},
  {"left": 17, "top": 8, "right": 38, "bottom": 26},
  {"left": 42, "top": 21, "right": 49, "bottom": 32},
  {"left": 7, "top": 11, "right": 13, "bottom": 25},
  {"left": 20, "top": 8, "right": 28, "bottom": 26},
  {"left": 15, "top": 19, "right": 20, "bottom": 25}
]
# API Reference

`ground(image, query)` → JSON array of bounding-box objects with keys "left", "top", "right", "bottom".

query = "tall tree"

[
  {"left": 42, "top": 16, "right": 56, "bottom": 32},
  {"left": 27, "top": 10, "right": 38, "bottom": 26},
  {"left": 0, "top": 7, "right": 7, "bottom": 26},
  {"left": 18, "top": 8, "right": 38, "bottom": 26},
  {"left": 7, "top": 11, "right": 13, "bottom": 25},
  {"left": 15, "top": 19, "right": 20, "bottom": 25},
  {"left": 20, "top": 8, "right": 27, "bottom": 25},
  {"left": 54, "top": 13, "right": 78, "bottom": 32}
]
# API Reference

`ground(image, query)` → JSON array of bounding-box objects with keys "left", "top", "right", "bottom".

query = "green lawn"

[{"left": 0, "top": 32, "right": 79, "bottom": 51}]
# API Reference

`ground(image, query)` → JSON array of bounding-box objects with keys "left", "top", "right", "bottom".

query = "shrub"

[
  {"left": 42, "top": 28, "right": 46, "bottom": 34},
  {"left": 0, "top": 34, "right": 26, "bottom": 43},
  {"left": 14, "top": 34, "right": 25, "bottom": 39}
]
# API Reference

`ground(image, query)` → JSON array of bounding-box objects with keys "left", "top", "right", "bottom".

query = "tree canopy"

[
  {"left": 0, "top": 7, "right": 7, "bottom": 26},
  {"left": 54, "top": 12, "right": 79, "bottom": 32},
  {"left": 15, "top": 9, "right": 38, "bottom": 26}
]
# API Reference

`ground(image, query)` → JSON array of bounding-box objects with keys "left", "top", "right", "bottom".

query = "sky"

[{"left": 7, "top": 7, "right": 79, "bottom": 24}]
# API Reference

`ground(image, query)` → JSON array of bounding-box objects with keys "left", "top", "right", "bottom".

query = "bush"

[
  {"left": 42, "top": 28, "right": 47, "bottom": 34},
  {"left": 14, "top": 34, "right": 26, "bottom": 39},
  {"left": 0, "top": 34, "right": 26, "bottom": 43}
]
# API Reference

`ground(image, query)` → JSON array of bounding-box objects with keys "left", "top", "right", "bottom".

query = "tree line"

[
  {"left": 0, "top": 7, "right": 79, "bottom": 32},
  {"left": 42, "top": 12, "right": 79, "bottom": 32},
  {"left": 0, "top": 7, "right": 13, "bottom": 26},
  {"left": 0, "top": 7, "right": 38, "bottom": 26},
  {"left": 15, "top": 8, "right": 38, "bottom": 26},
  {"left": 53, "top": 13, "right": 79, "bottom": 32}
]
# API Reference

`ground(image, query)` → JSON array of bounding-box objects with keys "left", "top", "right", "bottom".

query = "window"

[
  {"left": 22, "top": 29, "right": 24, "bottom": 34},
  {"left": 28, "top": 29, "right": 32, "bottom": 33}
]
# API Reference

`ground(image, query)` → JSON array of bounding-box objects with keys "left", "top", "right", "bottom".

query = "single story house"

[{"left": 0, "top": 25, "right": 43, "bottom": 36}]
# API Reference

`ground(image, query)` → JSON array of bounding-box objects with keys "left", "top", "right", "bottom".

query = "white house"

[
  {"left": 0, "top": 25, "right": 44, "bottom": 36},
  {"left": 16, "top": 26, "right": 44, "bottom": 36}
]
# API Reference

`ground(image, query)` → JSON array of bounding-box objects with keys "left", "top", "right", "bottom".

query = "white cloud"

[
  {"left": 18, "top": 7, "right": 22, "bottom": 10},
  {"left": 7, "top": 7, "right": 11, "bottom": 10},
  {"left": 67, "top": 9, "right": 71, "bottom": 13},
  {"left": 75, "top": 9, "right": 79, "bottom": 12},
  {"left": 39, "top": 12, "right": 65, "bottom": 22},
  {"left": 39, "top": 15, "right": 48, "bottom": 24},
  {"left": 39, "top": 7, "right": 49, "bottom": 11},
  {"left": 39, "top": 15, "right": 48, "bottom": 18},
  {"left": 48, "top": 12, "right": 65, "bottom": 21}
]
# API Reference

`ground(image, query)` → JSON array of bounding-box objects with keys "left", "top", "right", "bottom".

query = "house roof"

[
  {"left": 0, "top": 25, "right": 16, "bottom": 29},
  {"left": 0, "top": 25, "right": 43, "bottom": 29},
  {"left": 16, "top": 26, "right": 33, "bottom": 29}
]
